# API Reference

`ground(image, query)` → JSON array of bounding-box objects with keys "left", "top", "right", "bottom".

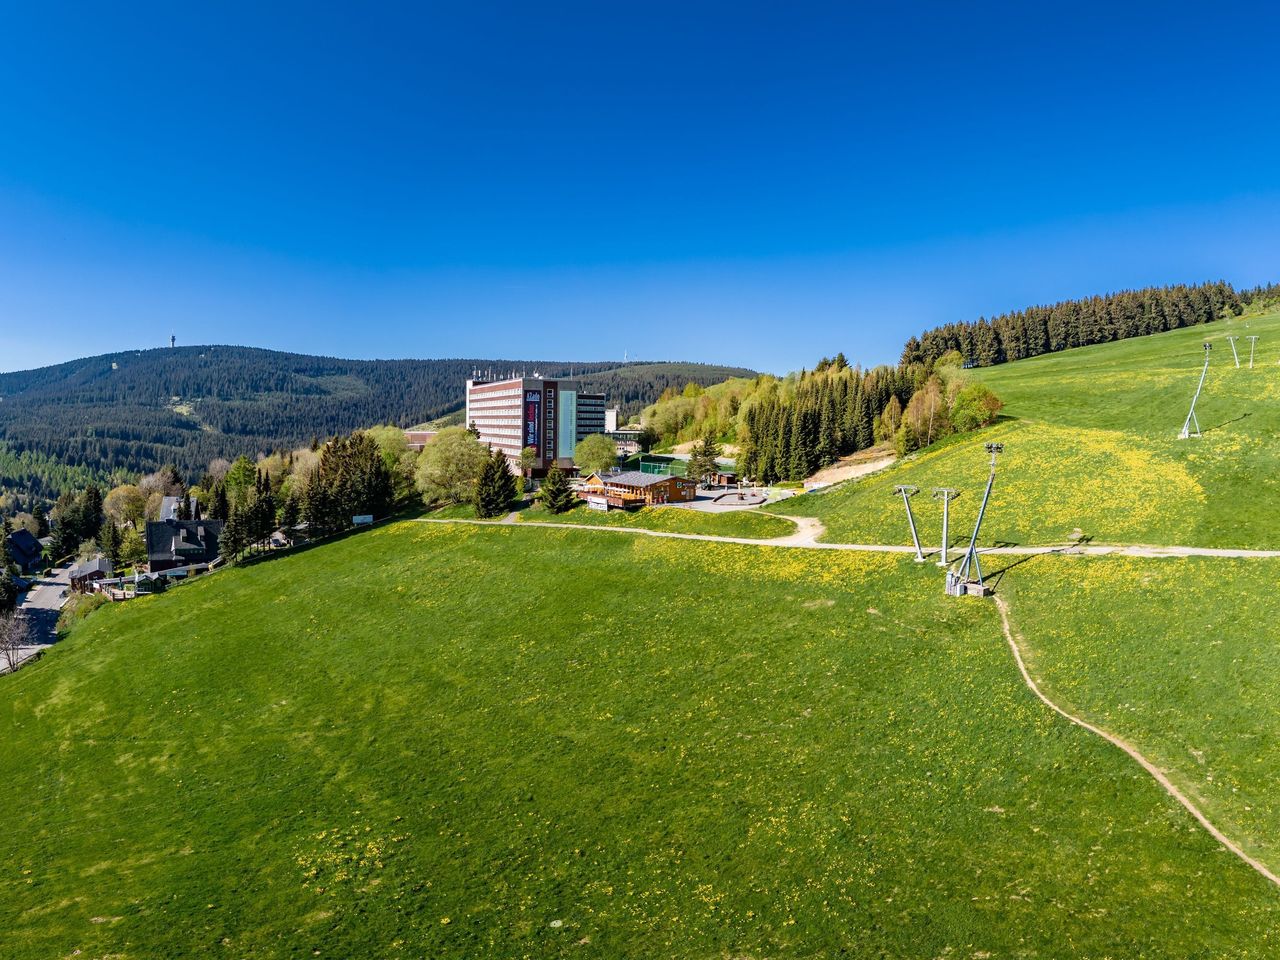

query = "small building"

[
  {"left": 69, "top": 556, "right": 113, "bottom": 593},
  {"left": 159, "top": 495, "right": 201, "bottom": 521},
  {"left": 5, "top": 529, "right": 44, "bottom": 574},
  {"left": 405, "top": 430, "right": 437, "bottom": 451},
  {"left": 710, "top": 470, "right": 738, "bottom": 487},
  {"left": 578, "top": 471, "right": 698, "bottom": 510},
  {"left": 145, "top": 519, "right": 224, "bottom": 573}
]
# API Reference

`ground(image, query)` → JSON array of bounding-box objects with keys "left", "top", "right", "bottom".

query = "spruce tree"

[
  {"left": 475, "top": 450, "right": 513, "bottom": 519},
  {"left": 541, "top": 465, "right": 575, "bottom": 514}
]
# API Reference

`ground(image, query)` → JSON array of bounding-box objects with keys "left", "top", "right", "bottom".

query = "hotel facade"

[{"left": 465, "top": 376, "right": 607, "bottom": 474}]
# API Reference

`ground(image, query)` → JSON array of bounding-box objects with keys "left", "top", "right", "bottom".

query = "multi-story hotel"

[{"left": 465, "top": 376, "right": 607, "bottom": 474}]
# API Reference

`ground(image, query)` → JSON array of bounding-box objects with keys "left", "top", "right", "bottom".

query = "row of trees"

[{"left": 900, "top": 281, "right": 1243, "bottom": 368}]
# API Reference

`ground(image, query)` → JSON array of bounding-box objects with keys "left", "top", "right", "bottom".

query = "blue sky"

[{"left": 2, "top": 2, "right": 1279, "bottom": 374}]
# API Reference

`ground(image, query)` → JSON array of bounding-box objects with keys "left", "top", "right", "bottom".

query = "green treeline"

[
  {"left": 901, "top": 280, "right": 1244, "bottom": 368},
  {"left": 0, "top": 346, "right": 754, "bottom": 501}
]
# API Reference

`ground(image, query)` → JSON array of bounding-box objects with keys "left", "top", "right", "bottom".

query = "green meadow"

[
  {"left": 773, "top": 308, "right": 1280, "bottom": 548},
  {"left": 1000, "top": 554, "right": 1280, "bottom": 874},
  {"left": 4, "top": 523, "right": 1279, "bottom": 957},
  {"left": 515, "top": 501, "right": 796, "bottom": 538}
]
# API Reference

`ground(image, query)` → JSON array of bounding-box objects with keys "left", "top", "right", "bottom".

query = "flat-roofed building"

[{"left": 465, "top": 376, "right": 607, "bottom": 474}]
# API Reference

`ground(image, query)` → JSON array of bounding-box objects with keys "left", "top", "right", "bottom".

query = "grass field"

[
  {"left": 4, "top": 523, "right": 1280, "bottom": 957},
  {"left": 1001, "top": 554, "right": 1280, "bottom": 875},
  {"left": 772, "top": 308, "right": 1280, "bottom": 548},
  {"left": 516, "top": 501, "right": 796, "bottom": 538}
]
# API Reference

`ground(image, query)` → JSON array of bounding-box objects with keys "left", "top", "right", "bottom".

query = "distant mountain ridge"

[{"left": 0, "top": 346, "right": 757, "bottom": 496}]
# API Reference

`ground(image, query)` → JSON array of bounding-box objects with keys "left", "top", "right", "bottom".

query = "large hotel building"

[{"left": 465, "top": 376, "right": 607, "bottom": 474}]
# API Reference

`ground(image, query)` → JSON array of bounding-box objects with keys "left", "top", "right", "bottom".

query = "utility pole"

[
  {"left": 895, "top": 485, "right": 925, "bottom": 562},
  {"left": 1247, "top": 335, "right": 1259, "bottom": 369},
  {"left": 931, "top": 488, "right": 961, "bottom": 566},
  {"left": 1227, "top": 335, "right": 1241, "bottom": 368},
  {"left": 1179, "top": 343, "right": 1211, "bottom": 440}
]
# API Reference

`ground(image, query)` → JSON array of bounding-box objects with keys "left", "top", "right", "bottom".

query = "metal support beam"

[
  {"left": 931, "top": 487, "right": 961, "bottom": 567},
  {"left": 1247, "top": 335, "right": 1259, "bottom": 369},
  {"left": 895, "top": 485, "right": 925, "bottom": 562},
  {"left": 1179, "top": 343, "right": 1211, "bottom": 440},
  {"left": 1228, "top": 335, "right": 1241, "bottom": 368},
  {"left": 956, "top": 444, "right": 1002, "bottom": 589}
]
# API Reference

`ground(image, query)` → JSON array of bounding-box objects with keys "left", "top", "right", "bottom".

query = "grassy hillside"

[
  {"left": 772, "top": 308, "right": 1280, "bottom": 548},
  {"left": 1002, "top": 555, "right": 1280, "bottom": 872},
  {"left": 3, "top": 523, "right": 1280, "bottom": 957},
  {"left": 0, "top": 348, "right": 756, "bottom": 497}
]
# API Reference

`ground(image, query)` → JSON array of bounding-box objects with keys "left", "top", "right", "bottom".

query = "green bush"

[
  {"left": 949, "top": 383, "right": 1004, "bottom": 433},
  {"left": 57, "top": 592, "right": 110, "bottom": 634}
]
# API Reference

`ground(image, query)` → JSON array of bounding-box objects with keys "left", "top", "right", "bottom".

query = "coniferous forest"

[
  {"left": 900, "top": 280, "right": 1245, "bottom": 368},
  {"left": 0, "top": 346, "right": 753, "bottom": 500}
]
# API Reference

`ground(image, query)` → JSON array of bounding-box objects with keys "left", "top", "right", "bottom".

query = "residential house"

[
  {"left": 5, "top": 529, "right": 44, "bottom": 574},
  {"left": 69, "top": 556, "right": 113, "bottom": 592},
  {"left": 145, "top": 518, "right": 223, "bottom": 573}
]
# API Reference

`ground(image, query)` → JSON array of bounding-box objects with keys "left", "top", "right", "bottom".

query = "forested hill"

[
  {"left": 0, "top": 346, "right": 754, "bottom": 496},
  {"left": 899, "top": 279, "right": 1266, "bottom": 369}
]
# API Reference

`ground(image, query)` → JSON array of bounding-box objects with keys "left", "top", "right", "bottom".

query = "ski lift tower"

[
  {"left": 1227, "top": 335, "right": 1241, "bottom": 368},
  {"left": 1178, "top": 342, "right": 1211, "bottom": 440},
  {"left": 1247, "top": 335, "right": 1259, "bottom": 369},
  {"left": 931, "top": 488, "right": 961, "bottom": 567},
  {"left": 894, "top": 485, "right": 926, "bottom": 562},
  {"left": 946, "top": 443, "right": 1002, "bottom": 597}
]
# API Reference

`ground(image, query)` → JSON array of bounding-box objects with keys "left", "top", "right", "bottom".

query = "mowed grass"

[
  {"left": 773, "top": 308, "right": 1280, "bottom": 548},
  {"left": 1000, "top": 553, "right": 1280, "bottom": 874},
  {"left": 2, "top": 524, "right": 1280, "bottom": 957},
  {"left": 517, "top": 501, "right": 796, "bottom": 538}
]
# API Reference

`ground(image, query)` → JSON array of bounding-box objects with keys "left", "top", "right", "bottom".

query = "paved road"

[{"left": 3, "top": 564, "right": 72, "bottom": 673}]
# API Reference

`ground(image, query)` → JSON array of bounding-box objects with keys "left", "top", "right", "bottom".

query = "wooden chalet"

[{"left": 578, "top": 471, "right": 698, "bottom": 510}]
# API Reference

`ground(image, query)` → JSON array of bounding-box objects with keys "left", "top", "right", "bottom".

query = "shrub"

[
  {"left": 950, "top": 384, "right": 1004, "bottom": 433},
  {"left": 57, "top": 592, "right": 111, "bottom": 634}
]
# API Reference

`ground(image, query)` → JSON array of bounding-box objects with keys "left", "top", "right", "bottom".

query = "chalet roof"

[
  {"left": 159, "top": 495, "right": 200, "bottom": 521},
  {"left": 145, "top": 519, "right": 223, "bottom": 565},
  {"left": 591, "top": 470, "right": 676, "bottom": 488},
  {"left": 6, "top": 529, "right": 42, "bottom": 565},
  {"left": 70, "top": 556, "right": 113, "bottom": 579}
]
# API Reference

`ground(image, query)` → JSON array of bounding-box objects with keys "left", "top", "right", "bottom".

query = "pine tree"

[
  {"left": 99, "top": 517, "right": 122, "bottom": 566},
  {"left": 541, "top": 465, "right": 575, "bottom": 514},
  {"left": 475, "top": 449, "right": 513, "bottom": 519},
  {"left": 33, "top": 503, "right": 49, "bottom": 538}
]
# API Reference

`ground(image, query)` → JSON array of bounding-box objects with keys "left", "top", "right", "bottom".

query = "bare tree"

[{"left": 0, "top": 611, "right": 30, "bottom": 674}]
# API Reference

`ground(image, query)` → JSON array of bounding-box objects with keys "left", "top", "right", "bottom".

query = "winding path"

[
  {"left": 414, "top": 511, "right": 1280, "bottom": 884},
  {"left": 413, "top": 514, "right": 1280, "bottom": 559},
  {"left": 995, "top": 595, "right": 1280, "bottom": 890}
]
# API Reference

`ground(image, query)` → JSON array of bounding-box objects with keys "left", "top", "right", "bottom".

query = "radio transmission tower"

[{"left": 1178, "top": 343, "right": 1211, "bottom": 440}]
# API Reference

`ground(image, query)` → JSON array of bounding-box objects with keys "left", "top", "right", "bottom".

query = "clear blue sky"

[{"left": 2, "top": 1, "right": 1279, "bottom": 374}]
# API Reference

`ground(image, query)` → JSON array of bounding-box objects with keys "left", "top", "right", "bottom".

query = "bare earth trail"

[
  {"left": 413, "top": 513, "right": 1280, "bottom": 883},
  {"left": 413, "top": 515, "right": 1280, "bottom": 559},
  {"left": 995, "top": 595, "right": 1280, "bottom": 890}
]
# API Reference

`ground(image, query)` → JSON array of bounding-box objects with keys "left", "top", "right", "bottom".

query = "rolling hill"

[
  {"left": 5, "top": 522, "right": 1280, "bottom": 957},
  {"left": 0, "top": 347, "right": 756, "bottom": 496},
  {"left": 772, "top": 305, "right": 1280, "bottom": 548}
]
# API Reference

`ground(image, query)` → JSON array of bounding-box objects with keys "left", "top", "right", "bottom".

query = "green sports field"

[
  {"left": 4, "top": 522, "right": 1280, "bottom": 957},
  {"left": 772, "top": 308, "right": 1280, "bottom": 548}
]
